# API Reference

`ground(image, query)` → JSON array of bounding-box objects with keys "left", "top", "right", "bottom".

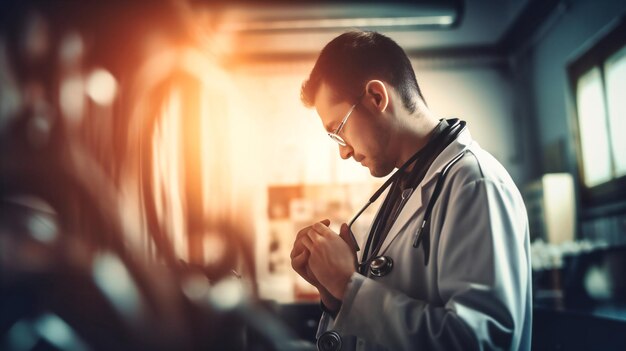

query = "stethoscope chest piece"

[
  {"left": 317, "top": 331, "right": 342, "bottom": 351},
  {"left": 369, "top": 256, "right": 393, "bottom": 277}
]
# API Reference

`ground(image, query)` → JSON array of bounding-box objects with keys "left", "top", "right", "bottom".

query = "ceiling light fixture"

[{"left": 198, "top": 0, "right": 463, "bottom": 33}]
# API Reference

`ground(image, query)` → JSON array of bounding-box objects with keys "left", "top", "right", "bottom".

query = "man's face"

[{"left": 314, "top": 82, "right": 395, "bottom": 178}]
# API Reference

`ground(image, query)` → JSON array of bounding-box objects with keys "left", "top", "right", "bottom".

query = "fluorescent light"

[
  {"left": 219, "top": 15, "right": 455, "bottom": 32},
  {"left": 205, "top": 2, "right": 460, "bottom": 33}
]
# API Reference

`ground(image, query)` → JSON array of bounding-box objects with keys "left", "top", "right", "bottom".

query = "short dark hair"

[{"left": 301, "top": 30, "right": 425, "bottom": 113}]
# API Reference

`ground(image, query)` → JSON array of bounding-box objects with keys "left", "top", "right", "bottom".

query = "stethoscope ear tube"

[{"left": 412, "top": 149, "right": 468, "bottom": 264}]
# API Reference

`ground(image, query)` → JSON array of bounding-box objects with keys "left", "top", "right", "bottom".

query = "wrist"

[
  {"left": 319, "top": 288, "right": 341, "bottom": 312},
  {"left": 320, "top": 299, "right": 340, "bottom": 319},
  {"left": 328, "top": 271, "right": 353, "bottom": 301}
]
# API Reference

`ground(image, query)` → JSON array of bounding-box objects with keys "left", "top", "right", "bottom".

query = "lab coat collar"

[{"left": 377, "top": 128, "right": 474, "bottom": 256}]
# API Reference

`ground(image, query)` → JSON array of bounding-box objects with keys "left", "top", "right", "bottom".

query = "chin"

[{"left": 368, "top": 165, "right": 393, "bottom": 178}]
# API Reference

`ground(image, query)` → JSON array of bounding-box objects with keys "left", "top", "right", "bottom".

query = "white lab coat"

[{"left": 317, "top": 128, "right": 532, "bottom": 350}]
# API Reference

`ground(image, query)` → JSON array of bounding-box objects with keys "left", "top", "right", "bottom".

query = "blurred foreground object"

[{"left": 0, "top": 1, "right": 311, "bottom": 350}]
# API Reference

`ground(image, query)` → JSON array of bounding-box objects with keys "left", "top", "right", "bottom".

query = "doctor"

[{"left": 291, "top": 31, "right": 532, "bottom": 351}]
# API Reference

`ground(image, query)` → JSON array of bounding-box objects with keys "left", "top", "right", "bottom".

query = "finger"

[
  {"left": 292, "top": 223, "right": 317, "bottom": 258},
  {"left": 291, "top": 234, "right": 307, "bottom": 259},
  {"left": 300, "top": 233, "right": 315, "bottom": 251},
  {"left": 291, "top": 241, "right": 305, "bottom": 259},
  {"left": 295, "top": 225, "right": 312, "bottom": 242},
  {"left": 291, "top": 250, "right": 309, "bottom": 270},
  {"left": 294, "top": 219, "right": 326, "bottom": 243},
  {"left": 305, "top": 229, "right": 328, "bottom": 253},
  {"left": 308, "top": 227, "right": 328, "bottom": 242},
  {"left": 312, "top": 221, "right": 337, "bottom": 237},
  {"left": 339, "top": 223, "right": 359, "bottom": 252}
]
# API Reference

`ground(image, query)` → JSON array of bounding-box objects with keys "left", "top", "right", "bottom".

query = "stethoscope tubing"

[
  {"left": 350, "top": 120, "right": 467, "bottom": 273},
  {"left": 347, "top": 122, "right": 461, "bottom": 251}
]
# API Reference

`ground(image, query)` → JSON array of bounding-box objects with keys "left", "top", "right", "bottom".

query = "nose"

[{"left": 339, "top": 144, "right": 353, "bottom": 160}]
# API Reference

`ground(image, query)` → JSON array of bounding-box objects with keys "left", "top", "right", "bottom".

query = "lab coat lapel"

[{"left": 377, "top": 129, "right": 474, "bottom": 255}]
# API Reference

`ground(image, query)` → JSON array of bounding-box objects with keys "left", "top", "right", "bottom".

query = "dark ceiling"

[{"left": 191, "top": 0, "right": 531, "bottom": 57}]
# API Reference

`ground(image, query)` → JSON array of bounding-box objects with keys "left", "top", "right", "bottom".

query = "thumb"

[
  {"left": 339, "top": 223, "right": 357, "bottom": 252},
  {"left": 320, "top": 219, "right": 331, "bottom": 226}
]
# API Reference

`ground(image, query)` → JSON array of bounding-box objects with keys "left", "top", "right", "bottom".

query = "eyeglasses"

[{"left": 327, "top": 102, "right": 358, "bottom": 146}]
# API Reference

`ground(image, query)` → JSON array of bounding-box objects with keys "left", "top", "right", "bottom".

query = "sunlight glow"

[
  {"left": 148, "top": 48, "right": 253, "bottom": 262},
  {"left": 86, "top": 68, "right": 117, "bottom": 106},
  {"left": 203, "top": 233, "right": 226, "bottom": 265},
  {"left": 152, "top": 88, "right": 188, "bottom": 260},
  {"left": 59, "top": 75, "right": 85, "bottom": 122}
]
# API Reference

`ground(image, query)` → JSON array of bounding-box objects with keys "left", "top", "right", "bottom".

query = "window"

[
  {"left": 605, "top": 47, "right": 626, "bottom": 178},
  {"left": 576, "top": 67, "right": 611, "bottom": 187},
  {"left": 568, "top": 17, "right": 626, "bottom": 206}
]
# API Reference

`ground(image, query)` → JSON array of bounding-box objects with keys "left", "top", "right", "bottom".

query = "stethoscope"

[{"left": 345, "top": 119, "right": 467, "bottom": 277}]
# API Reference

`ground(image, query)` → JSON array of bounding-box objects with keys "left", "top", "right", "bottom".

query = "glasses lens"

[{"left": 328, "top": 133, "right": 347, "bottom": 146}]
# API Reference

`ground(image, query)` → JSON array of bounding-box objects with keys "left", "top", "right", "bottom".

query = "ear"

[{"left": 364, "top": 80, "right": 389, "bottom": 113}]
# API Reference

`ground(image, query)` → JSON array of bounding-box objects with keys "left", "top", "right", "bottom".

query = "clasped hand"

[{"left": 290, "top": 219, "right": 357, "bottom": 301}]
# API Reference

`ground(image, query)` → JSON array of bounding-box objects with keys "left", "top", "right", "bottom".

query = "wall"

[
  {"left": 415, "top": 61, "right": 527, "bottom": 183},
  {"left": 524, "top": 0, "right": 626, "bottom": 175},
  {"left": 519, "top": 0, "right": 626, "bottom": 242},
  {"left": 232, "top": 58, "right": 525, "bottom": 186}
]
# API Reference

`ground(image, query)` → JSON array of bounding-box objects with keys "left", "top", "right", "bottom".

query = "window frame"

[{"left": 567, "top": 15, "right": 626, "bottom": 208}]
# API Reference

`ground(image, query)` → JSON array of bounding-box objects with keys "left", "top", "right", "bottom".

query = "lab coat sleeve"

[{"left": 330, "top": 178, "right": 530, "bottom": 350}]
